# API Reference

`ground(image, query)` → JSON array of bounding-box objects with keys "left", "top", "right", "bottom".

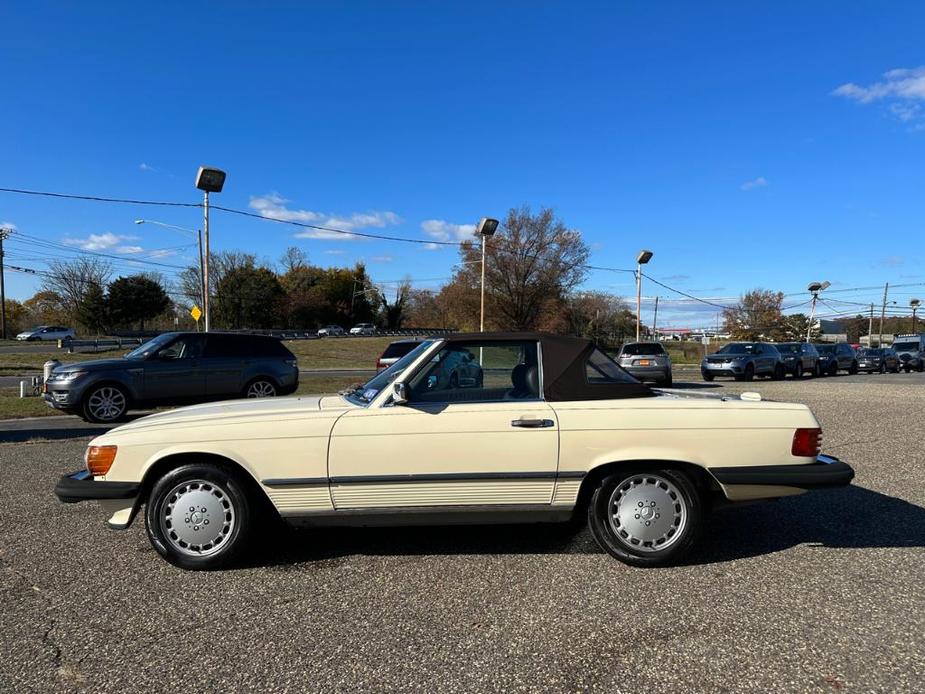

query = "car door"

[
  {"left": 202, "top": 334, "right": 247, "bottom": 397},
  {"left": 327, "top": 340, "right": 559, "bottom": 510},
  {"left": 142, "top": 334, "right": 207, "bottom": 403}
]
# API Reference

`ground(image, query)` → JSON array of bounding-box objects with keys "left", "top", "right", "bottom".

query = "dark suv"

[
  {"left": 44, "top": 332, "right": 299, "bottom": 423},
  {"left": 814, "top": 343, "right": 858, "bottom": 376},
  {"left": 776, "top": 342, "right": 821, "bottom": 378},
  {"left": 701, "top": 342, "right": 785, "bottom": 381}
]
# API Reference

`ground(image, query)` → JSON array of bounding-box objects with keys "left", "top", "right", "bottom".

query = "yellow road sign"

[{"left": 190, "top": 305, "right": 202, "bottom": 322}]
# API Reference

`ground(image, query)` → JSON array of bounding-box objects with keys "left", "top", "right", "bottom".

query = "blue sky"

[{"left": 2, "top": 1, "right": 925, "bottom": 328}]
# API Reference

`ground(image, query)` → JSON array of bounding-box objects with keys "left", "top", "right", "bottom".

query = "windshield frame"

[
  {"left": 892, "top": 342, "right": 920, "bottom": 352},
  {"left": 344, "top": 339, "right": 437, "bottom": 406}
]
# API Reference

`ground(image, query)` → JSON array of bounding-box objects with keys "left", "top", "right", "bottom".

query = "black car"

[
  {"left": 776, "top": 342, "right": 821, "bottom": 378},
  {"left": 44, "top": 332, "right": 299, "bottom": 423},
  {"left": 701, "top": 342, "right": 786, "bottom": 381},
  {"left": 814, "top": 343, "right": 858, "bottom": 376},
  {"left": 856, "top": 347, "right": 900, "bottom": 374}
]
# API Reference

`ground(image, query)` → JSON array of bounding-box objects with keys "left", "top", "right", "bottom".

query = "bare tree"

[
  {"left": 41, "top": 257, "right": 113, "bottom": 322},
  {"left": 451, "top": 206, "right": 590, "bottom": 330},
  {"left": 378, "top": 279, "right": 412, "bottom": 329},
  {"left": 279, "top": 246, "right": 308, "bottom": 274}
]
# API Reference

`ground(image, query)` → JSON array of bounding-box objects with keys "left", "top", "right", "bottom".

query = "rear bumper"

[
  {"left": 709, "top": 455, "right": 854, "bottom": 490},
  {"left": 54, "top": 469, "right": 140, "bottom": 504},
  {"left": 623, "top": 365, "right": 670, "bottom": 380}
]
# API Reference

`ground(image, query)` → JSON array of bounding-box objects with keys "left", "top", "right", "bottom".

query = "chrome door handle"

[{"left": 511, "top": 418, "right": 554, "bottom": 428}]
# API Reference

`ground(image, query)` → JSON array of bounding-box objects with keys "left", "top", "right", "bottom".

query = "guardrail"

[{"left": 60, "top": 337, "right": 145, "bottom": 353}]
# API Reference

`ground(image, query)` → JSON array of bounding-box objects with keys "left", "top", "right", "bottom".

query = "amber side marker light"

[
  {"left": 791, "top": 428, "right": 822, "bottom": 457},
  {"left": 86, "top": 445, "right": 118, "bottom": 476}
]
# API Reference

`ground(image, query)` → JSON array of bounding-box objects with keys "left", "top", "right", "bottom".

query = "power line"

[{"left": 0, "top": 186, "right": 200, "bottom": 208}]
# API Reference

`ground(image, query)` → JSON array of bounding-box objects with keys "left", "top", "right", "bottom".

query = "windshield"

[
  {"left": 717, "top": 343, "right": 758, "bottom": 355},
  {"left": 621, "top": 343, "right": 665, "bottom": 356},
  {"left": 859, "top": 349, "right": 882, "bottom": 356},
  {"left": 815, "top": 345, "right": 834, "bottom": 355},
  {"left": 345, "top": 340, "right": 434, "bottom": 405},
  {"left": 777, "top": 343, "right": 801, "bottom": 354},
  {"left": 125, "top": 333, "right": 176, "bottom": 360},
  {"left": 893, "top": 342, "right": 919, "bottom": 352}
]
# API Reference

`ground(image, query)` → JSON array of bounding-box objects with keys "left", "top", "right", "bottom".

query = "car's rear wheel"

[
  {"left": 588, "top": 468, "right": 703, "bottom": 568},
  {"left": 742, "top": 364, "right": 755, "bottom": 381},
  {"left": 81, "top": 384, "right": 129, "bottom": 423},
  {"left": 244, "top": 378, "right": 278, "bottom": 398},
  {"left": 772, "top": 364, "right": 785, "bottom": 380},
  {"left": 145, "top": 463, "right": 253, "bottom": 570},
  {"left": 792, "top": 362, "right": 802, "bottom": 379},
  {"left": 662, "top": 372, "right": 673, "bottom": 386},
  {"left": 828, "top": 362, "right": 838, "bottom": 376},
  {"left": 879, "top": 363, "right": 886, "bottom": 374}
]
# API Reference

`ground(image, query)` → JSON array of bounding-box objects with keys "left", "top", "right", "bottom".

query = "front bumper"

[
  {"left": 54, "top": 469, "right": 140, "bottom": 504},
  {"left": 709, "top": 455, "right": 854, "bottom": 490}
]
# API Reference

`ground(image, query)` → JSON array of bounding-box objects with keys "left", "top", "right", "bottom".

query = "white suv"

[
  {"left": 16, "top": 325, "right": 76, "bottom": 342},
  {"left": 349, "top": 323, "right": 377, "bottom": 336}
]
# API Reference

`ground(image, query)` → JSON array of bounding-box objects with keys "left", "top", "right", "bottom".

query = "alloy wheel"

[
  {"left": 86, "top": 386, "right": 127, "bottom": 422},
  {"left": 246, "top": 380, "right": 277, "bottom": 398},
  {"left": 607, "top": 474, "right": 688, "bottom": 553},
  {"left": 158, "top": 479, "right": 236, "bottom": 557}
]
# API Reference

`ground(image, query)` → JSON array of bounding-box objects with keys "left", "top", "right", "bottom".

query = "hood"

[
  {"left": 55, "top": 358, "right": 131, "bottom": 372},
  {"left": 105, "top": 393, "right": 356, "bottom": 436},
  {"left": 705, "top": 353, "right": 746, "bottom": 361}
]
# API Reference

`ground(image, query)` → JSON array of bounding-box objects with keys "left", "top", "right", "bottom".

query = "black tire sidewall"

[
  {"left": 145, "top": 463, "right": 253, "bottom": 570},
  {"left": 587, "top": 467, "right": 703, "bottom": 568}
]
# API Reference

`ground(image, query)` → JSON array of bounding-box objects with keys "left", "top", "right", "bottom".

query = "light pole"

[
  {"left": 635, "top": 250, "right": 653, "bottom": 341},
  {"left": 476, "top": 217, "right": 499, "bottom": 332},
  {"left": 911, "top": 299, "right": 921, "bottom": 333},
  {"left": 195, "top": 166, "right": 226, "bottom": 332},
  {"left": 0, "top": 227, "right": 11, "bottom": 340},
  {"left": 134, "top": 219, "right": 205, "bottom": 313},
  {"left": 806, "top": 280, "right": 830, "bottom": 342}
]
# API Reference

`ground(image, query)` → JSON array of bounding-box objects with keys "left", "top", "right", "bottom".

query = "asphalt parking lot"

[{"left": 1, "top": 374, "right": 923, "bottom": 692}]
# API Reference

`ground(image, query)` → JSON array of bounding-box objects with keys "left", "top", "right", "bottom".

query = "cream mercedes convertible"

[{"left": 55, "top": 333, "right": 854, "bottom": 569}]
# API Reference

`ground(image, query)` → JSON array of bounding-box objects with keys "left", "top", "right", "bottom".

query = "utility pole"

[
  {"left": 202, "top": 190, "right": 211, "bottom": 332},
  {"left": 0, "top": 228, "right": 10, "bottom": 340},
  {"left": 878, "top": 282, "right": 889, "bottom": 348},
  {"left": 652, "top": 296, "right": 659, "bottom": 340},
  {"left": 868, "top": 303, "right": 874, "bottom": 347}
]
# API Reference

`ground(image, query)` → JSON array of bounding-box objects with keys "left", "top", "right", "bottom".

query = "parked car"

[
  {"left": 317, "top": 325, "right": 345, "bottom": 337},
  {"left": 856, "top": 347, "right": 900, "bottom": 374},
  {"left": 15, "top": 325, "right": 75, "bottom": 342},
  {"left": 814, "top": 343, "right": 858, "bottom": 376},
  {"left": 616, "top": 341, "right": 672, "bottom": 385},
  {"left": 43, "top": 332, "right": 299, "bottom": 423},
  {"left": 349, "top": 323, "right": 377, "bottom": 336},
  {"left": 54, "top": 332, "right": 853, "bottom": 570},
  {"left": 377, "top": 339, "right": 424, "bottom": 371},
  {"left": 701, "top": 342, "right": 785, "bottom": 381},
  {"left": 776, "top": 342, "right": 821, "bottom": 378},
  {"left": 892, "top": 333, "right": 925, "bottom": 373}
]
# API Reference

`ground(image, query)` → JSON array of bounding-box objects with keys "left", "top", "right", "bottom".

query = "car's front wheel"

[
  {"left": 588, "top": 468, "right": 703, "bottom": 568},
  {"left": 81, "top": 384, "right": 129, "bottom": 423},
  {"left": 849, "top": 361, "right": 859, "bottom": 375},
  {"left": 145, "top": 463, "right": 253, "bottom": 570}
]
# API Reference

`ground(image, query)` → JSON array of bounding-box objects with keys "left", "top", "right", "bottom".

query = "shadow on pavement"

[
  {"left": 244, "top": 485, "right": 924, "bottom": 569},
  {"left": 0, "top": 414, "right": 148, "bottom": 443}
]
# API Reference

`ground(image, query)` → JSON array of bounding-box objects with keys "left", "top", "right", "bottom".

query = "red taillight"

[
  {"left": 791, "top": 428, "right": 822, "bottom": 457},
  {"left": 376, "top": 359, "right": 384, "bottom": 368}
]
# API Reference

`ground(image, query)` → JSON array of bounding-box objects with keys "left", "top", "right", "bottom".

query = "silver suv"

[{"left": 617, "top": 342, "right": 672, "bottom": 385}]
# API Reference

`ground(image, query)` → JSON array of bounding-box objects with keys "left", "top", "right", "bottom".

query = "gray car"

[
  {"left": 617, "top": 342, "right": 672, "bottom": 385},
  {"left": 892, "top": 333, "right": 925, "bottom": 372},
  {"left": 776, "top": 342, "right": 821, "bottom": 378},
  {"left": 44, "top": 332, "right": 299, "bottom": 423},
  {"left": 701, "top": 342, "right": 785, "bottom": 381}
]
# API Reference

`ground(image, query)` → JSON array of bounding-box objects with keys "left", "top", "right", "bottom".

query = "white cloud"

[
  {"left": 139, "top": 163, "right": 157, "bottom": 172},
  {"left": 63, "top": 232, "right": 141, "bottom": 252},
  {"left": 249, "top": 193, "right": 402, "bottom": 240},
  {"left": 324, "top": 249, "right": 346, "bottom": 255},
  {"left": 422, "top": 242, "right": 441, "bottom": 251},
  {"left": 740, "top": 176, "right": 768, "bottom": 191},
  {"left": 420, "top": 219, "right": 477, "bottom": 243},
  {"left": 833, "top": 67, "right": 925, "bottom": 125},
  {"left": 371, "top": 255, "right": 393, "bottom": 263},
  {"left": 1, "top": 221, "right": 17, "bottom": 231}
]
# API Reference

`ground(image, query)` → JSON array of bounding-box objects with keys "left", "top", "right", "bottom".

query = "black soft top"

[{"left": 439, "top": 332, "right": 653, "bottom": 402}]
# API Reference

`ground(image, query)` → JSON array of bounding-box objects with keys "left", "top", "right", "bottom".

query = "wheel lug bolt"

[
  {"left": 189, "top": 506, "right": 195, "bottom": 512},
  {"left": 635, "top": 514, "right": 640, "bottom": 519},
  {"left": 193, "top": 526, "right": 199, "bottom": 531},
  {"left": 645, "top": 521, "right": 651, "bottom": 526},
  {"left": 184, "top": 517, "right": 189, "bottom": 523},
  {"left": 637, "top": 502, "right": 644, "bottom": 507},
  {"left": 201, "top": 507, "right": 207, "bottom": 513},
  {"left": 203, "top": 520, "right": 209, "bottom": 525}
]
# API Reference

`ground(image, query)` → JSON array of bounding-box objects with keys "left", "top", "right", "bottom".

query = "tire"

[
  {"left": 702, "top": 373, "right": 714, "bottom": 382},
  {"left": 792, "top": 362, "right": 802, "bottom": 379},
  {"left": 828, "top": 362, "right": 838, "bottom": 377},
  {"left": 145, "top": 463, "right": 253, "bottom": 570},
  {"left": 849, "top": 361, "right": 859, "bottom": 375},
  {"left": 771, "top": 364, "right": 785, "bottom": 381},
  {"left": 918, "top": 361, "right": 924, "bottom": 373},
  {"left": 244, "top": 378, "right": 278, "bottom": 398},
  {"left": 81, "top": 384, "right": 129, "bottom": 423},
  {"left": 587, "top": 467, "right": 703, "bottom": 568},
  {"left": 743, "top": 364, "right": 755, "bottom": 382},
  {"left": 879, "top": 363, "right": 886, "bottom": 374},
  {"left": 814, "top": 362, "right": 823, "bottom": 378},
  {"left": 662, "top": 372, "right": 673, "bottom": 387}
]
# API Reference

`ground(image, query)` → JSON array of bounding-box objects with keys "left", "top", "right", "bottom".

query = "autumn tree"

[
  {"left": 779, "top": 313, "right": 821, "bottom": 342},
  {"left": 23, "top": 290, "right": 69, "bottom": 326},
  {"left": 378, "top": 280, "right": 411, "bottom": 329},
  {"left": 75, "top": 281, "right": 109, "bottom": 335},
  {"left": 566, "top": 291, "right": 636, "bottom": 346},
  {"left": 723, "top": 289, "right": 785, "bottom": 340},
  {"left": 41, "top": 257, "right": 113, "bottom": 324},
  {"left": 446, "top": 206, "right": 589, "bottom": 331}
]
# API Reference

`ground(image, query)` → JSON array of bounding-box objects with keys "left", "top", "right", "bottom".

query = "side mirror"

[{"left": 393, "top": 382, "right": 408, "bottom": 405}]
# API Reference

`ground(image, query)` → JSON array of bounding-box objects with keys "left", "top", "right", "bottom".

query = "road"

[
  {"left": 0, "top": 368, "right": 375, "bottom": 389},
  {"left": 1, "top": 376, "right": 923, "bottom": 692}
]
